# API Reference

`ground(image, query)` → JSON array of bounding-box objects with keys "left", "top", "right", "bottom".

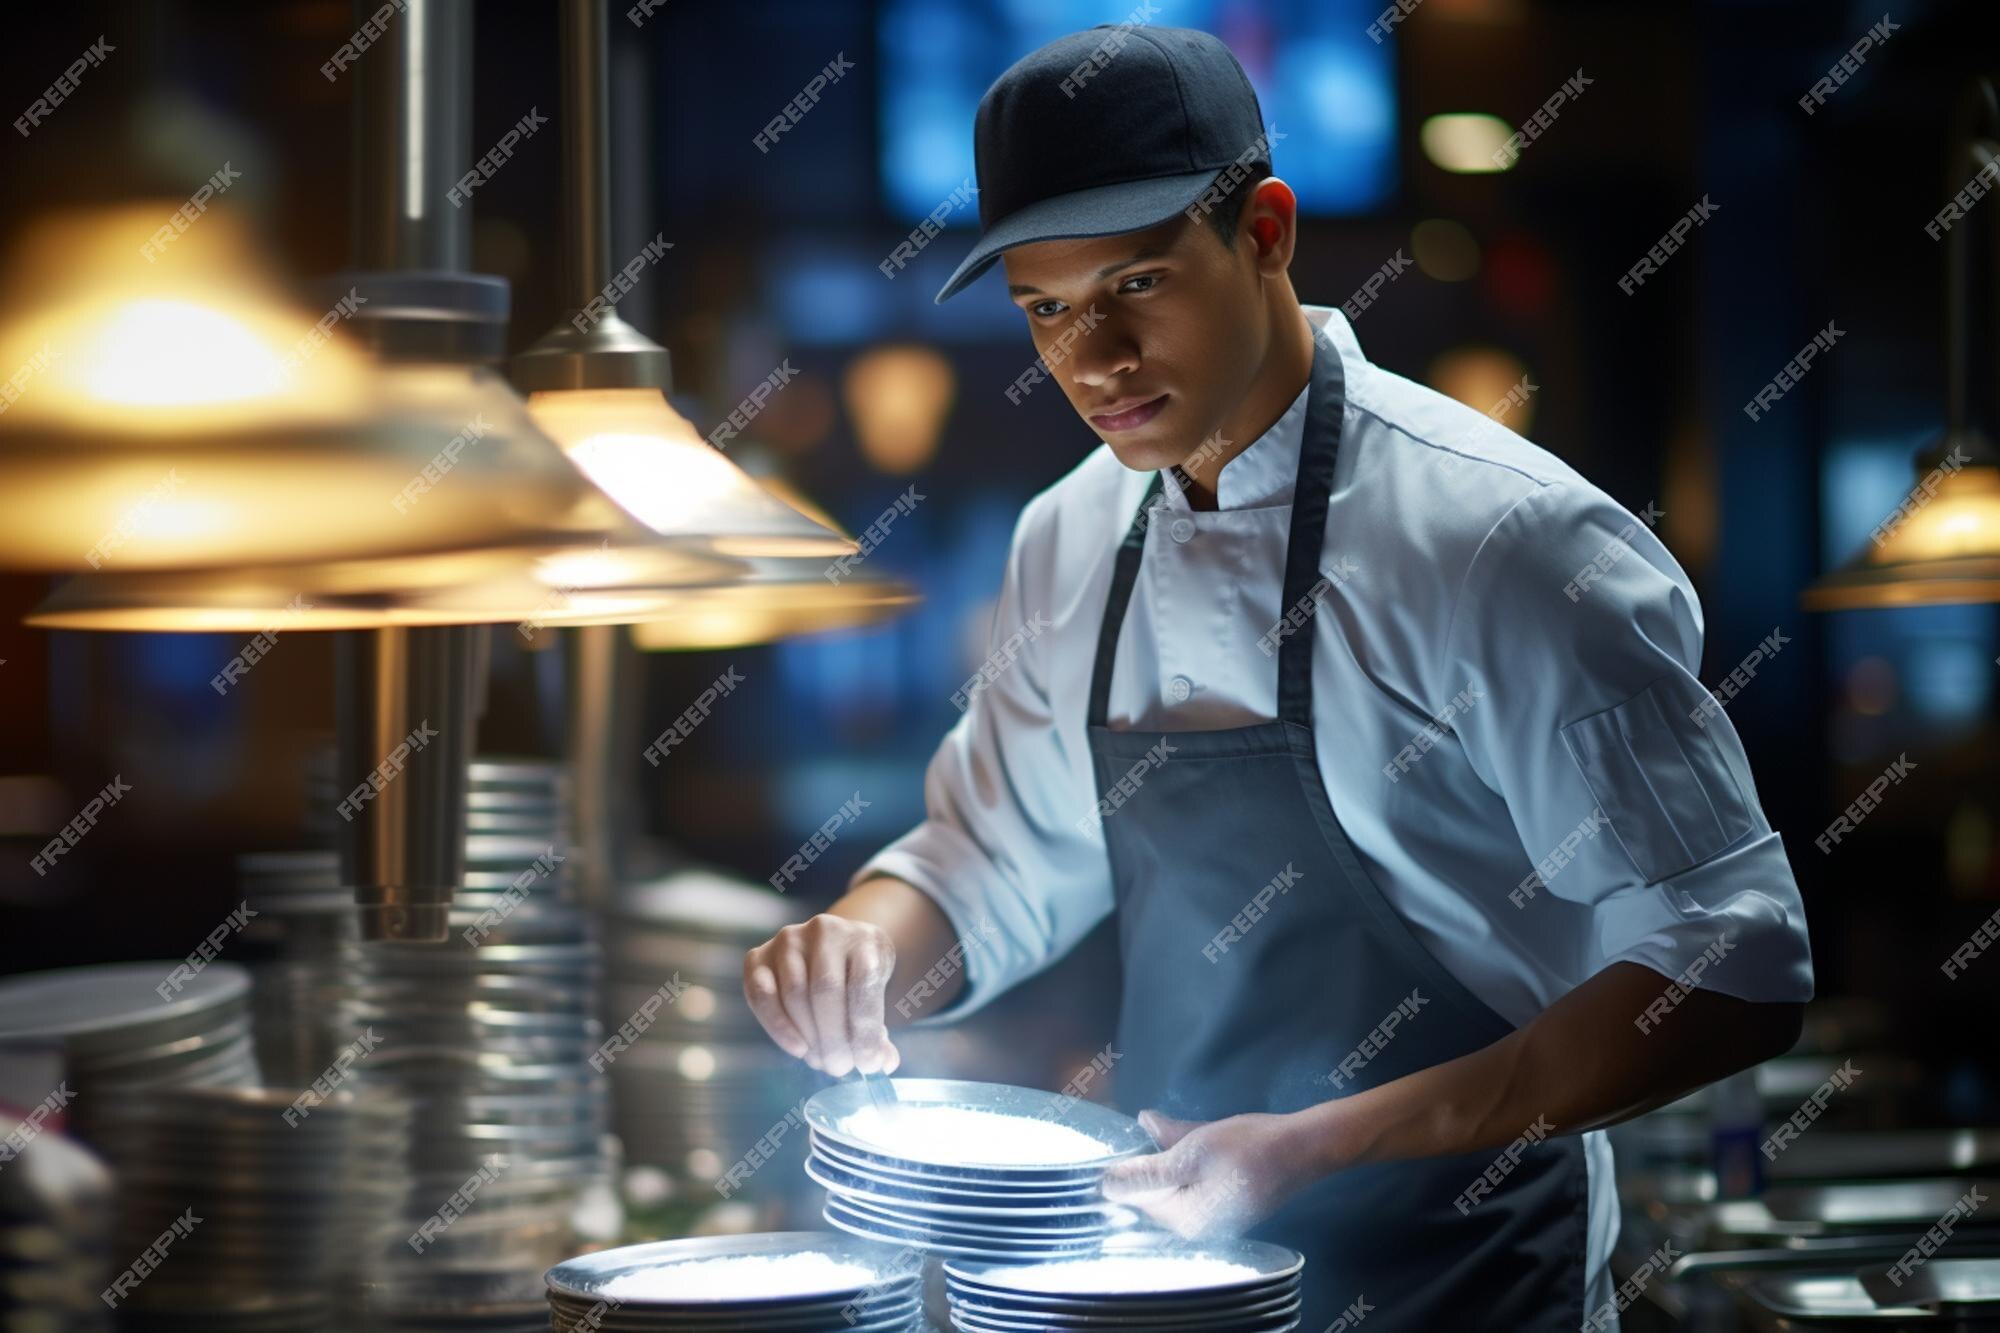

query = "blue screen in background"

[{"left": 879, "top": 0, "right": 1399, "bottom": 224}]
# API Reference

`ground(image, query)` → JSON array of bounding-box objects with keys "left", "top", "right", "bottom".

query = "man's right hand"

[{"left": 743, "top": 913, "right": 901, "bottom": 1077}]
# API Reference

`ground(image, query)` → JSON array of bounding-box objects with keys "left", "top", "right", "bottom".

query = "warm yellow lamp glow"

[
  {"left": 81, "top": 299, "right": 293, "bottom": 407},
  {"left": 1426, "top": 345, "right": 1535, "bottom": 433},
  {"left": 1420, "top": 114, "right": 1516, "bottom": 174},
  {"left": 1803, "top": 462, "right": 2000, "bottom": 609},
  {"left": 22, "top": 539, "right": 754, "bottom": 633},
  {"left": 0, "top": 203, "right": 615, "bottom": 571},
  {"left": 524, "top": 388, "right": 853, "bottom": 558},
  {"left": 626, "top": 564, "right": 920, "bottom": 651},
  {"left": 755, "top": 474, "right": 853, "bottom": 539},
  {"left": 842, "top": 345, "right": 955, "bottom": 475}
]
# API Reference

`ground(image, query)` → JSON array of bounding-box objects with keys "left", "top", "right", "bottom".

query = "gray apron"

[{"left": 1087, "top": 329, "right": 1589, "bottom": 1331}]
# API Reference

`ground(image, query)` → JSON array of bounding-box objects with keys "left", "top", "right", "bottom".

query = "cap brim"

[{"left": 933, "top": 168, "right": 1220, "bottom": 304}]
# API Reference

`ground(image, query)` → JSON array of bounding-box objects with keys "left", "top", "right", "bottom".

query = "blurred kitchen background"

[{"left": 3, "top": 0, "right": 2000, "bottom": 1328}]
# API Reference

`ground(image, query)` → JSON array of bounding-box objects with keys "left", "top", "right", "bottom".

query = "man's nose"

[{"left": 1067, "top": 329, "right": 1140, "bottom": 388}]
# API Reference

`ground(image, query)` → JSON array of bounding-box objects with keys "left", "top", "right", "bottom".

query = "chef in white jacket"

[{"left": 744, "top": 24, "right": 1812, "bottom": 1330}]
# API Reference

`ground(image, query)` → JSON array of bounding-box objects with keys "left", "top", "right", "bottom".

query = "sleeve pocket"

[{"left": 1560, "top": 676, "right": 1756, "bottom": 884}]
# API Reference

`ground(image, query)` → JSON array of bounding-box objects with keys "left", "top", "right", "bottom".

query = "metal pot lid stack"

[
  {"left": 599, "top": 870, "right": 815, "bottom": 1201},
  {"left": 333, "top": 756, "right": 616, "bottom": 1328},
  {"left": 81, "top": 1086, "right": 411, "bottom": 1331},
  {"left": 238, "top": 848, "right": 360, "bottom": 1088},
  {"left": 0, "top": 962, "right": 261, "bottom": 1148},
  {"left": 544, "top": 1231, "right": 925, "bottom": 1331}
]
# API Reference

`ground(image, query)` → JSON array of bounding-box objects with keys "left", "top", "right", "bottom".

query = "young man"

[{"left": 743, "top": 25, "right": 1812, "bottom": 1330}]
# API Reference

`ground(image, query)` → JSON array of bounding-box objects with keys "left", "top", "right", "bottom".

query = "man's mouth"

[{"left": 1088, "top": 393, "right": 1169, "bottom": 433}]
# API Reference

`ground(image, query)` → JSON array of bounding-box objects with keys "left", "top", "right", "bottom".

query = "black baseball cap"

[{"left": 934, "top": 24, "right": 1272, "bottom": 304}]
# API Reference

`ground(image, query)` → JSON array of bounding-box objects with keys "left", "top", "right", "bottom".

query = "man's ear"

[{"left": 1245, "top": 177, "right": 1299, "bottom": 272}]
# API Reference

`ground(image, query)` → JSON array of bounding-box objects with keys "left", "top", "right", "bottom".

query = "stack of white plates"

[
  {"left": 944, "top": 1237, "right": 1305, "bottom": 1332},
  {"left": 544, "top": 1232, "right": 925, "bottom": 1331},
  {"left": 86, "top": 1086, "right": 411, "bottom": 1331},
  {"left": 599, "top": 871, "right": 814, "bottom": 1194},
  {"left": 0, "top": 962, "right": 259, "bottom": 1147},
  {"left": 804, "top": 1079, "right": 1150, "bottom": 1260}
]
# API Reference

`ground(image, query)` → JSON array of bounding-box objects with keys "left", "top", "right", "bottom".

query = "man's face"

[{"left": 1001, "top": 209, "right": 1267, "bottom": 473}]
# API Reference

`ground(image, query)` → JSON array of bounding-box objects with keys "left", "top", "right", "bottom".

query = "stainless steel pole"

[{"left": 334, "top": 0, "right": 489, "bottom": 942}]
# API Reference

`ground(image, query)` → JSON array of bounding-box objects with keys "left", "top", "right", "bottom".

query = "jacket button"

[{"left": 1168, "top": 675, "right": 1192, "bottom": 702}]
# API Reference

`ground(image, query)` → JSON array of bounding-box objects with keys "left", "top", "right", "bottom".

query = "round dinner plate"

[
  {"left": 947, "top": 1274, "right": 1299, "bottom": 1317},
  {"left": 0, "top": 961, "right": 249, "bottom": 1047},
  {"left": 805, "top": 1079, "right": 1153, "bottom": 1174},
  {"left": 823, "top": 1188, "right": 1130, "bottom": 1239},
  {"left": 805, "top": 1155, "right": 1122, "bottom": 1218},
  {"left": 948, "top": 1301, "right": 1301, "bottom": 1333},
  {"left": 809, "top": 1131, "right": 1108, "bottom": 1193},
  {"left": 949, "top": 1283, "right": 1302, "bottom": 1324},
  {"left": 549, "top": 1292, "right": 924, "bottom": 1332},
  {"left": 823, "top": 1199, "right": 1107, "bottom": 1260},
  {"left": 945, "top": 1235, "right": 1306, "bottom": 1301},
  {"left": 545, "top": 1231, "right": 921, "bottom": 1312}
]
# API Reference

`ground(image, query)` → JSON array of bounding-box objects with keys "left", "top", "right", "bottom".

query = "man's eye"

[
  {"left": 1120, "top": 274, "right": 1158, "bottom": 294},
  {"left": 1030, "top": 300, "right": 1066, "bottom": 318}
]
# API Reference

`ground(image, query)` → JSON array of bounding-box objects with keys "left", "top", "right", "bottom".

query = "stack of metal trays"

[
  {"left": 1862, "top": 1259, "right": 2000, "bottom": 1318},
  {"left": 1727, "top": 1262, "right": 2000, "bottom": 1327},
  {"left": 805, "top": 1079, "right": 1149, "bottom": 1260},
  {"left": 237, "top": 849, "right": 356, "bottom": 1086},
  {"left": 0, "top": 1110, "right": 114, "bottom": 1331},
  {"left": 600, "top": 871, "right": 813, "bottom": 1193},
  {"left": 545, "top": 1232, "right": 926, "bottom": 1331},
  {"left": 342, "top": 758, "right": 614, "bottom": 1329},
  {"left": 0, "top": 963, "right": 259, "bottom": 1146},
  {"left": 85, "top": 1086, "right": 409, "bottom": 1330},
  {"left": 945, "top": 1237, "right": 1305, "bottom": 1332},
  {"left": 1706, "top": 1179, "right": 2000, "bottom": 1245},
  {"left": 1653, "top": 1178, "right": 2000, "bottom": 1293}
]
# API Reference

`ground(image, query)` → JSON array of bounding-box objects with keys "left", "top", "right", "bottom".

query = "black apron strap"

[
  {"left": 1086, "top": 471, "right": 1164, "bottom": 729},
  {"left": 1277, "top": 332, "right": 1344, "bottom": 728},
  {"left": 1087, "top": 320, "right": 1345, "bottom": 732}
]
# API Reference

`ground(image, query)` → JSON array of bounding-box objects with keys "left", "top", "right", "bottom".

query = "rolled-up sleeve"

[
  {"left": 1442, "top": 480, "right": 1814, "bottom": 1004},
  {"left": 851, "top": 494, "right": 1115, "bottom": 1025}
]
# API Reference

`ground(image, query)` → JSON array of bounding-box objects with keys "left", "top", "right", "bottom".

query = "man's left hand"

[{"left": 1099, "top": 1108, "right": 1318, "bottom": 1238}]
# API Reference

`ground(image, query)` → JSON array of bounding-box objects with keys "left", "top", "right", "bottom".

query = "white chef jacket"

[{"left": 852, "top": 301, "right": 1815, "bottom": 1319}]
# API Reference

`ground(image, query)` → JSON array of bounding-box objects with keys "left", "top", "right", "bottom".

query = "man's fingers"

[
  {"left": 1100, "top": 1146, "right": 1191, "bottom": 1201},
  {"left": 743, "top": 960, "right": 810, "bottom": 1059},
  {"left": 1138, "top": 1109, "right": 1203, "bottom": 1150},
  {"left": 775, "top": 947, "right": 824, "bottom": 1069},
  {"left": 808, "top": 945, "right": 858, "bottom": 1077},
  {"left": 848, "top": 941, "right": 893, "bottom": 1074}
]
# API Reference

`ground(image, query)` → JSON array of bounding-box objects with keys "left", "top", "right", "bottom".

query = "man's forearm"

[
  {"left": 830, "top": 875, "right": 966, "bottom": 1024},
  {"left": 1286, "top": 961, "right": 1804, "bottom": 1174}
]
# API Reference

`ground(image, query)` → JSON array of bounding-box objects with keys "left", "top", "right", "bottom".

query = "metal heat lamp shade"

[
  {"left": 508, "top": 0, "right": 915, "bottom": 642},
  {"left": 0, "top": 203, "right": 616, "bottom": 573},
  {"left": 1805, "top": 76, "right": 2000, "bottom": 611}
]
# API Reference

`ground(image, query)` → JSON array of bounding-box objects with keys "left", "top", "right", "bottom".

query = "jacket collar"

[{"left": 1157, "top": 303, "right": 1358, "bottom": 513}]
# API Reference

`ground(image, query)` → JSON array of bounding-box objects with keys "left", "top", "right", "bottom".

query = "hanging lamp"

[{"left": 1804, "top": 76, "right": 2000, "bottom": 611}]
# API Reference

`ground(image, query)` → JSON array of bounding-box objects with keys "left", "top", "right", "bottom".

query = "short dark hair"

[{"left": 1201, "top": 163, "right": 1270, "bottom": 248}]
